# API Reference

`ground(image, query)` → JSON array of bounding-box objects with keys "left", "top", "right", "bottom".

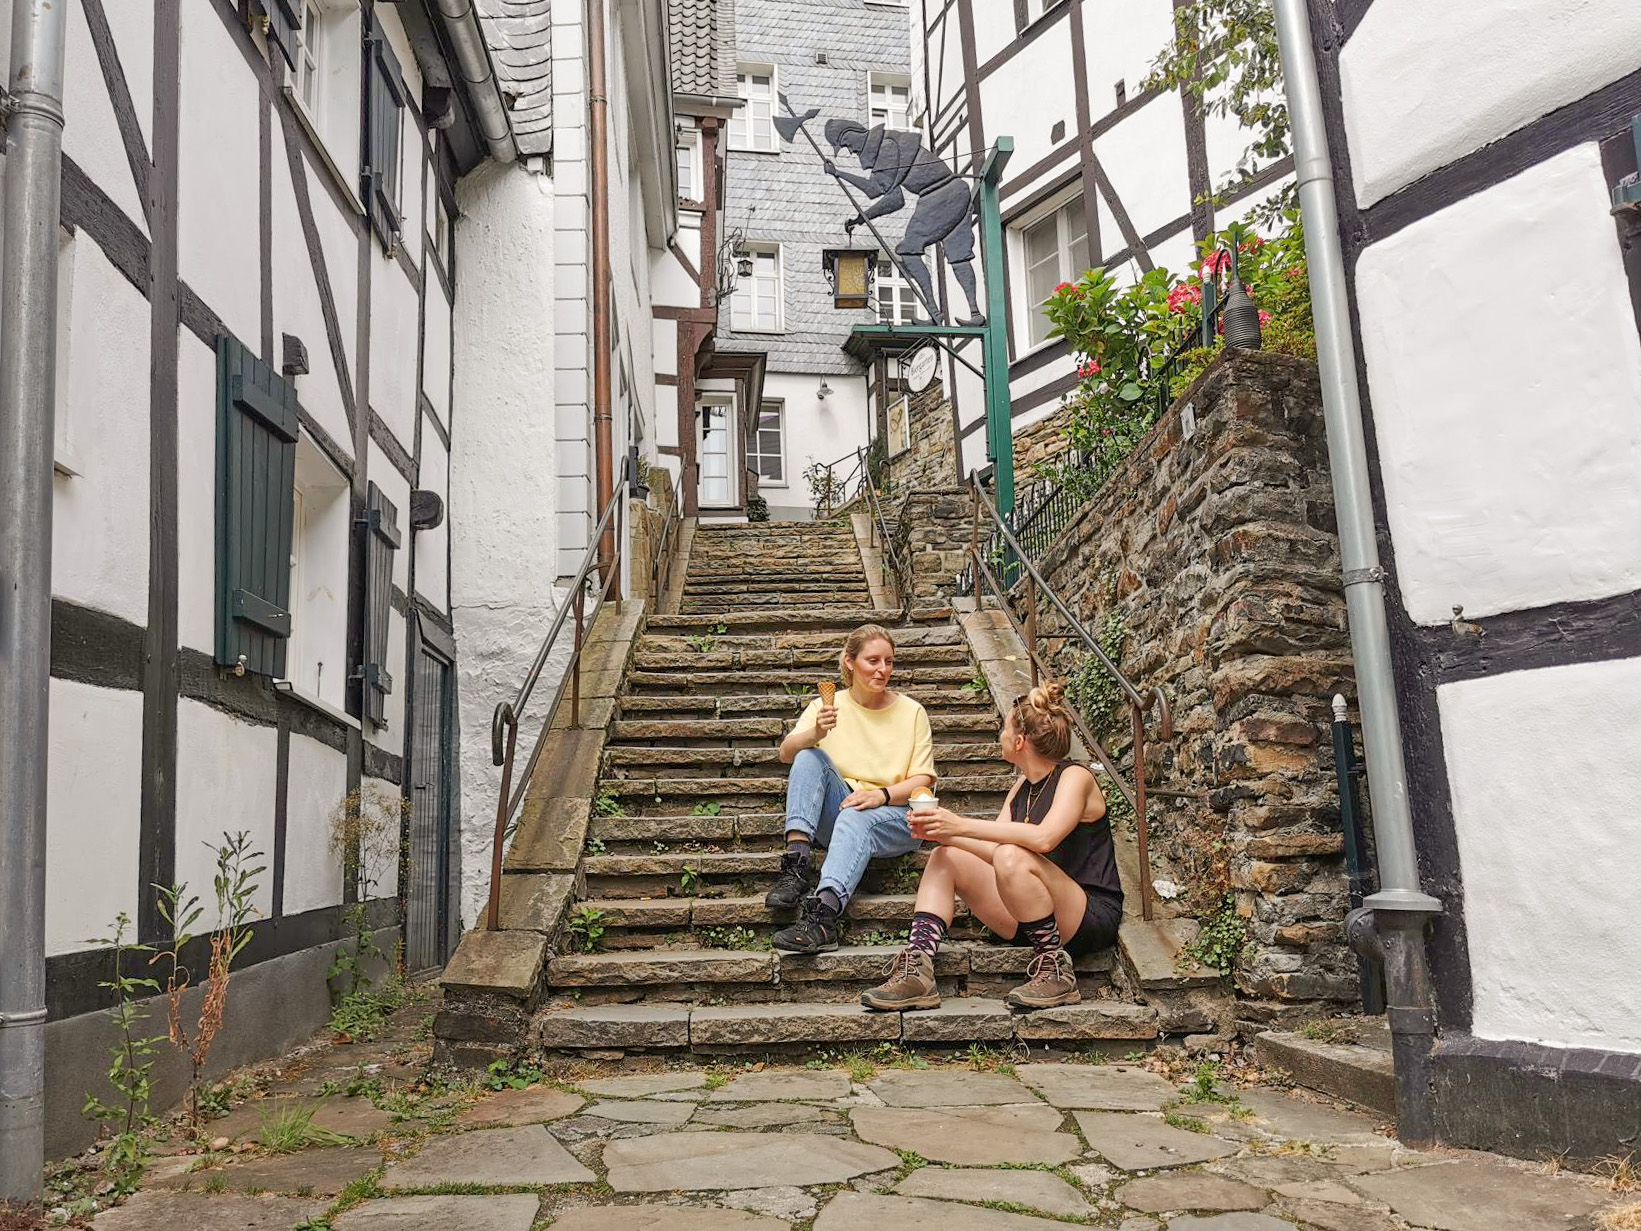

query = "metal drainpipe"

[
  {"left": 1269, "top": 0, "right": 1444, "bottom": 1146},
  {"left": 432, "top": 0, "right": 518, "bottom": 164},
  {"left": 0, "top": 0, "right": 69, "bottom": 1201},
  {"left": 587, "top": 0, "right": 615, "bottom": 574}
]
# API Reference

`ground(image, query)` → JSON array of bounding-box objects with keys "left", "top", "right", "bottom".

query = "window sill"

[
  {"left": 276, "top": 680, "right": 362, "bottom": 731},
  {"left": 757, "top": 480, "right": 789, "bottom": 490},
  {"left": 731, "top": 326, "right": 787, "bottom": 336},
  {"left": 726, "top": 146, "right": 781, "bottom": 156},
  {"left": 284, "top": 86, "right": 367, "bottom": 217}
]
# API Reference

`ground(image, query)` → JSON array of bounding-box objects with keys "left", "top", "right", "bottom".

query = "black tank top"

[{"left": 1009, "top": 761, "right": 1123, "bottom": 905}]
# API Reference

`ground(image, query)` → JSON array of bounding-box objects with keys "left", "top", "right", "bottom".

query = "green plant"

[
  {"left": 1178, "top": 1060, "right": 1236, "bottom": 1105},
  {"left": 592, "top": 788, "right": 626, "bottom": 818},
  {"left": 685, "top": 633, "right": 720, "bottom": 653},
  {"left": 80, "top": 912, "right": 162, "bottom": 1195},
  {"left": 782, "top": 682, "right": 811, "bottom": 697},
  {"left": 959, "top": 671, "right": 989, "bottom": 696},
  {"left": 690, "top": 802, "right": 723, "bottom": 817},
  {"left": 1299, "top": 1019, "right": 1358, "bottom": 1046},
  {"left": 327, "top": 975, "right": 407, "bottom": 1042},
  {"left": 565, "top": 906, "right": 607, "bottom": 954},
  {"left": 153, "top": 830, "right": 265, "bottom": 1129},
  {"left": 746, "top": 494, "right": 770, "bottom": 522},
  {"left": 586, "top": 837, "right": 607, "bottom": 856},
  {"left": 258, "top": 1103, "right": 350, "bottom": 1153},
  {"left": 698, "top": 925, "right": 771, "bottom": 951},
  {"left": 1064, "top": 610, "right": 1128, "bottom": 740},
  {"left": 326, "top": 784, "right": 409, "bottom": 1003},
  {"left": 803, "top": 461, "right": 847, "bottom": 517},
  {"left": 484, "top": 1059, "right": 547, "bottom": 1091},
  {"left": 293, "top": 1219, "right": 334, "bottom": 1231},
  {"left": 1164, "top": 1112, "right": 1210, "bottom": 1134},
  {"left": 1185, "top": 893, "right": 1249, "bottom": 974},
  {"left": 678, "top": 865, "right": 702, "bottom": 896}
]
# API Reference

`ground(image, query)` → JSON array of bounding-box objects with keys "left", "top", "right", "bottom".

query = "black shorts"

[{"left": 992, "top": 889, "right": 1123, "bottom": 957}]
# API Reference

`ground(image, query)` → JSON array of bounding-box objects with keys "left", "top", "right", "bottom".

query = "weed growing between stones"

[
  {"left": 257, "top": 1104, "right": 350, "bottom": 1154},
  {"left": 690, "top": 801, "right": 723, "bottom": 817},
  {"left": 328, "top": 975, "right": 409, "bottom": 1043},
  {"left": 853, "top": 928, "right": 911, "bottom": 947},
  {"left": 485, "top": 1059, "right": 549, "bottom": 1091},
  {"left": 677, "top": 866, "right": 702, "bottom": 896},
  {"left": 1184, "top": 894, "right": 1248, "bottom": 974},
  {"left": 1163, "top": 1112, "right": 1210, "bottom": 1134},
  {"left": 697, "top": 925, "right": 771, "bottom": 951},
  {"left": 80, "top": 911, "right": 162, "bottom": 1197},
  {"left": 565, "top": 906, "right": 607, "bottom": 953},
  {"left": 1298, "top": 1018, "right": 1358, "bottom": 1045},
  {"left": 592, "top": 789, "right": 626, "bottom": 818}
]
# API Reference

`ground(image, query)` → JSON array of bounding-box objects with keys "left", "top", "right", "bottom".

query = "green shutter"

[
  {"left": 362, "top": 16, "right": 405, "bottom": 247},
  {"left": 264, "top": 0, "right": 301, "bottom": 71},
  {"left": 215, "top": 334, "right": 299, "bottom": 677},
  {"left": 362, "top": 481, "right": 400, "bottom": 726}
]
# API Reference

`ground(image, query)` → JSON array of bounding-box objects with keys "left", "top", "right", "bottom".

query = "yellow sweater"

[{"left": 793, "top": 691, "right": 937, "bottom": 792}]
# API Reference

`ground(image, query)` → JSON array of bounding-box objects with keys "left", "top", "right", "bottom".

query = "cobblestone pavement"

[{"left": 48, "top": 990, "right": 1635, "bottom": 1231}]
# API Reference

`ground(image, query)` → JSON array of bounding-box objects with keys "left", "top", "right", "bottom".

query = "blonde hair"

[
  {"left": 839, "top": 623, "right": 895, "bottom": 687},
  {"left": 1010, "top": 680, "right": 1074, "bottom": 761}
]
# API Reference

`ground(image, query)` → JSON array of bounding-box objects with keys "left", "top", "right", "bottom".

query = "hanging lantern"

[{"left": 822, "top": 248, "right": 875, "bottom": 310}]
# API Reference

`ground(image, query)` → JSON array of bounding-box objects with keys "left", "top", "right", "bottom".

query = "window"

[
  {"left": 676, "top": 128, "right": 702, "bottom": 201},
  {"left": 869, "top": 73, "right": 912, "bottom": 131},
  {"left": 731, "top": 244, "right": 782, "bottom": 331},
  {"left": 1019, "top": 199, "right": 1090, "bottom": 348},
  {"left": 730, "top": 65, "right": 777, "bottom": 152},
  {"left": 286, "top": 434, "right": 351, "bottom": 711},
  {"left": 432, "top": 193, "right": 452, "bottom": 272},
  {"left": 698, "top": 398, "right": 735, "bottom": 507},
  {"left": 875, "top": 257, "right": 922, "bottom": 325},
  {"left": 279, "top": 0, "right": 364, "bottom": 208},
  {"left": 293, "top": 0, "right": 323, "bottom": 115},
  {"left": 748, "top": 401, "right": 785, "bottom": 484},
  {"left": 1023, "top": 0, "right": 1068, "bottom": 23}
]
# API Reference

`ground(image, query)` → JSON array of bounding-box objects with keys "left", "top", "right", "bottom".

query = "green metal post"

[{"left": 976, "top": 138, "right": 1015, "bottom": 515}]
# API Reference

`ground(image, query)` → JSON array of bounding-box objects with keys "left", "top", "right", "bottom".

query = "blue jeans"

[{"left": 784, "top": 747, "right": 920, "bottom": 904}]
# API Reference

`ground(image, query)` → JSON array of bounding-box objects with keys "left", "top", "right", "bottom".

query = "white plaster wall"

[
  {"left": 980, "top": 31, "right": 1077, "bottom": 180},
  {"left": 1082, "top": 0, "right": 1174, "bottom": 115},
  {"left": 1093, "top": 94, "right": 1191, "bottom": 247},
  {"left": 281, "top": 734, "right": 348, "bottom": 916},
  {"left": 413, "top": 424, "right": 450, "bottom": 612},
  {"left": 765, "top": 369, "right": 872, "bottom": 520},
  {"left": 1342, "top": 0, "right": 1641, "bottom": 209},
  {"left": 177, "top": 0, "right": 262, "bottom": 346},
  {"left": 969, "top": 0, "right": 1020, "bottom": 66},
  {"left": 312, "top": 156, "right": 362, "bottom": 378},
  {"left": 101, "top": 0, "right": 154, "bottom": 150},
  {"left": 361, "top": 777, "right": 402, "bottom": 900},
  {"left": 1439, "top": 656, "right": 1641, "bottom": 1053},
  {"left": 45, "top": 681, "right": 142, "bottom": 956},
  {"left": 174, "top": 699, "right": 279, "bottom": 926},
  {"left": 176, "top": 333, "right": 220, "bottom": 655},
  {"left": 52, "top": 235, "right": 151, "bottom": 626},
  {"left": 423, "top": 278, "right": 452, "bottom": 426},
  {"left": 1356, "top": 144, "right": 1641, "bottom": 625},
  {"left": 370, "top": 255, "right": 421, "bottom": 449},
  {"left": 62, "top": 0, "right": 148, "bottom": 235},
  {"left": 451, "top": 158, "right": 565, "bottom": 925}
]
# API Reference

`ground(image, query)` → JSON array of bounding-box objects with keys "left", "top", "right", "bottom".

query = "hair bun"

[{"left": 1029, "top": 680, "right": 1068, "bottom": 713}]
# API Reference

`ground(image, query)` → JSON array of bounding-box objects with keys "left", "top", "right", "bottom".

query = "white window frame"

[
  {"left": 730, "top": 63, "right": 778, "bottom": 153},
  {"left": 747, "top": 400, "right": 786, "bottom": 487},
  {"left": 282, "top": 433, "right": 354, "bottom": 719},
  {"left": 1023, "top": 0, "right": 1068, "bottom": 24},
  {"left": 292, "top": 0, "right": 324, "bottom": 119},
  {"left": 868, "top": 72, "right": 913, "bottom": 132},
  {"left": 1012, "top": 194, "right": 1090, "bottom": 352},
  {"left": 730, "top": 242, "right": 784, "bottom": 333},
  {"left": 874, "top": 256, "right": 922, "bottom": 326},
  {"left": 281, "top": 0, "right": 366, "bottom": 215},
  {"left": 697, "top": 395, "right": 738, "bottom": 508},
  {"left": 676, "top": 128, "right": 703, "bottom": 202}
]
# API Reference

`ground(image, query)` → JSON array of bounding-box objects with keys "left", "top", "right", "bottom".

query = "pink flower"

[
  {"left": 1053, "top": 281, "right": 1074, "bottom": 295},
  {"left": 1285, "top": 266, "right": 1304, "bottom": 280},
  {"left": 1166, "top": 283, "right": 1202, "bottom": 314},
  {"left": 1078, "top": 360, "right": 1102, "bottom": 378},
  {"left": 1199, "top": 250, "right": 1230, "bottom": 279},
  {"left": 1258, "top": 309, "right": 1273, "bottom": 325}
]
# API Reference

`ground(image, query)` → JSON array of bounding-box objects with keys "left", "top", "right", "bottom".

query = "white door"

[{"left": 699, "top": 403, "right": 734, "bottom": 507}]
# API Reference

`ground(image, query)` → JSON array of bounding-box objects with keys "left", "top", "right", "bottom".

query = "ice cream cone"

[{"left": 817, "top": 680, "right": 836, "bottom": 706}]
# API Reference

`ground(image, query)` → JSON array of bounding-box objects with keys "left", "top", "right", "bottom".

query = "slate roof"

[
  {"left": 668, "top": 0, "right": 738, "bottom": 101},
  {"left": 475, "top": 0, "right": 553, "bottom": 156}
]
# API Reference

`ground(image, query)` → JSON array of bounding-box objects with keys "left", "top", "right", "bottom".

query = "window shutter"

[
  {"left": 215, "top": 334, "right": 299, "bottom": 678},
  {"left": 361, "top": 481, "right": 401, "bottom": 726},
  {"left": 362, "top": 16, "right": 406, "bottom": 247},
  {"left": 264, "top": 0, "right": 301, "bottom": 71}
]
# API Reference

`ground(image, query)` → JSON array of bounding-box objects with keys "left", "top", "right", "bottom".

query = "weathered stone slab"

[
  {"left": 851, "top": 1104, "right": 1080, "bottom": 1165},
  {"left": 583, "top": 1100, "right": 696, "bottom": 1125},
  {"left": 334, "top": 1194, "right": 541, "bottom": 1231},
  {"left": 505, "top": 796, "right": 594, "bottom": 874},
  {"left": 204, "top": 1095, "right": 395, "bottom": 1143},
  {"left": 497, "top": 874, "right": 575, "bottom": 933},
  {"left": 1274, "top": 1198, "right": 1398, "bottom": 1231},
  {"left": 721, "top": 1186, "right": 818, "bottom": 1221},
  {"left": 1116, "top": 1174, "right": 1268, "bottom": 1214},
  {"left": 156, "top": 1146, "right": 379, "bottom": 1196},
  {"left": 381, "top": 1125, "right": 594, "bottom": 1188},
  {"left": 1011, "top": 1002, "right": 1158, "bottom": 1041},
  {"left": 778, "top": 945, "right": 967, "bottom": 982},
  {"left": 535, "top": 1003, "right": 690, "bottom": 1049},
  {"left": 694, "top": 1102, "right": 840, "bottom": 1128},
  {"left": 1166, "top": 1217, "right": 1298, "bottom": 1231},
  {"left": 308, "top": 1097, "right": 399, "bottom": 1139},
  {"left": 90, "top": 1192, "right": 327, "bottom": 1229},
  {"left": 578, "top": 1072, "right": 707, "bottom": 1098},
  {"left": 603, "top": 1130, "right": 898, "bottom": 1192},
  {"left": 1019, "top": 1064, "right": 1177, "bottom": 1110},
  {"left": 1119, "top": 919, "right": 1221, "bottom": 990},
  {"left": 1251, "top": 1030, "right": 1396, "bottom": 1117},
  {"left": 814, "top": 1191, "right": 1075, "bottom": 1229},
  {"left": 458, "top": 1086, "right": 585, "bottom": 1127},
  {"left": 441, "top": 931, "right": 547, "bottom": 999},
  {"left": 549, "top": 949, "right": 775, "bottom": 986},
  {"left": 894, "top": 1167, "right": 1093, "bottom": 1216},
  {"left": 899, "top": 997, "right": 1014, "bottom": 1043},
  {"left": 965, "top": 946, "right": 1112, "bottom": 975},
  {"left": 1073, "top": 1112, "right": 1238, "bottom": 1170},
  {"left": 867, "top": 1069, "right": 1028, "bottom": 1107},
  {"left": 1270, "top": 1178, "right": 1362, "bottom": 1205},
  {"left": 691, "top": 1004, "right": 899, "bottom": 1046},
  {"left": 1349, "top": 1159, "right": 1606, "bottom": 1231},
  {"left": 1233, "top": 1089, "right": 1390, "bottom": 1145},
  {"left": 706, "top": 1069, "right": 853, "bottom": 1101},
  {"left": 549, "top": 1206, "right": 788, "bottom": 1231}
]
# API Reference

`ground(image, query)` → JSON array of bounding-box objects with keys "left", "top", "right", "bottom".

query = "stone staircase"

[{"left": 523, "top": 522, "right": 1224, "bottom": 1054}]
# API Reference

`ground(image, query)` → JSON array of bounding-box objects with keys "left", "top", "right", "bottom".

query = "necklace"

[{"left": 1022, "top": 771, "right": 1052, "bottom": 816}]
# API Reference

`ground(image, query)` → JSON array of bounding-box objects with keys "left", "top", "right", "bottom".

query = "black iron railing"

[
  {"left": 856, "top": 445, "right": 909, "bottom": 615},
  {"left": 648, "top": 466, "right": 687, "bottom": 612}
]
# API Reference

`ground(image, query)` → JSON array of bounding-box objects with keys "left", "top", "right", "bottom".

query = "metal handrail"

[
  {"left": 811, "top": 446, "right": 871, "bottom": 518},
  {"left": 649, "top": 466, "right": 686, "bottom": 611},
  {"left": 484, "top": 478, "right": 629, "bottom": 930},
  {"left": 967, "top": 475, "right": 1173, "bottom": 920},
  {"left": 856, "top": 446, "right": 909, "bottom": 615}
]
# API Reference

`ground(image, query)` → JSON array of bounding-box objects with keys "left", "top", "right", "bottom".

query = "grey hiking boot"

[
  {"left": 764, "top": 849, "right": 813, "bottom": 910},
  {"left": 859, "top": 947, "right": 941, "bottom": 1012},
  {"left": 1005, "top": 949, "right": 1081, "bottom": 1010}
]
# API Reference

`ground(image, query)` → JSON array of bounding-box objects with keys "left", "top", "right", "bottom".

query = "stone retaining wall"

[
  {"left": 1026, "top": 353, "right": 1361, "bottom": 1022},
  {"left": 888, "top": 381, "right": 959, "bottom": 494}
]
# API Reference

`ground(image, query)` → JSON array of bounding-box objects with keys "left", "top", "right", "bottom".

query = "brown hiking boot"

[
  {"left": 859, "top": 948, "right": 941, "bottom": 1011},
  {"left": 1005, "top": 949, "right": 1081, "bottom": 1010}
]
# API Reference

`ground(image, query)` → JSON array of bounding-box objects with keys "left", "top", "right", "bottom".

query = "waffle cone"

[{"left": 817, "top": 680, "right": 836, "bottom": 705}]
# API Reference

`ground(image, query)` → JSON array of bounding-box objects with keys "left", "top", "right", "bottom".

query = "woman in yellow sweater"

[{"left": 766, "top": 624, "right": 936, "bottom": 953}]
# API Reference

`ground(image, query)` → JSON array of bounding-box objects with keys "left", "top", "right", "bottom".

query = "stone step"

[
  {"left": 629, "top": 644, "right": 972, "bottom": 672},
  {"left": 683, "top": 567, "right": 870, "bottom": 584},
  {"left": 680, "top": 595, "right": 878, "bottom": 614},
  {"left": 637, "top": 626, "right": 966, "bottom": 654},
  {"left": 532, "top": 997, "right": 1159, "bottom": 1051},
  {"left": 625, "top": 667, "right": 981, "bottom": 693},
  {"left": 644, "top": 609, "right": 938, "bottom": 635},
  {"left": 615, "top": 691, "right": 998, "bottom": 721},
  {"left": 602, "top": 743, "right": 1009, "bottom": 776},
  {"left": 608, "top": 711, "right": 1001, "bottom": 743},
  {"left": 683, "top": 578, "right": 869, "bottom": 596}
]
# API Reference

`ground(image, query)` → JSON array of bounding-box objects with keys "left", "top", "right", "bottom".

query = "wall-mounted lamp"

[
  {"left": 817, "top": 378, "right": 833, "bottom": 401},
  {"left": 715, "top": 226, "right": 753, "bottom": 304},
  {"left": 822, "top": 247, "right": 876, "bottom": 310},
  {"left": 1613, "top": 113, "right": 1641, "bottom": 212}
]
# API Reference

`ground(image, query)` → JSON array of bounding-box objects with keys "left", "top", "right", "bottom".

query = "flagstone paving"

[{"left": 74, "top": 991, "right": 1628, "bottom": 1231}]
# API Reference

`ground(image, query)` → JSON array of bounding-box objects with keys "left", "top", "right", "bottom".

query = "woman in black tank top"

[{"left": 860, "top": 681, "right": 1125, "bottom": 1015}]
